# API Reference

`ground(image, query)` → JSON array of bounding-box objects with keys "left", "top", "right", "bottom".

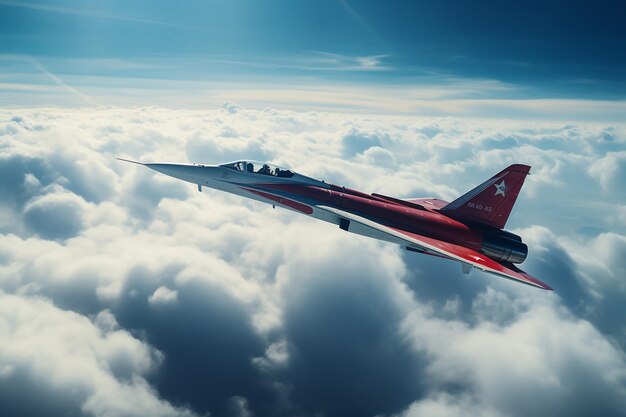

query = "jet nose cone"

[
  {"left": 117, "top": 158, "right": 221, "bottom": 184},
  {"left": 144, "top": 163, "right": 219, "bottom": 184},
  {"left": 144, "top": 163, "right": 193, "bottom": 177}
]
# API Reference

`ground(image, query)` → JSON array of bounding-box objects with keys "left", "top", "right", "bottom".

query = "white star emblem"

[{"left": 494, "top": 180, "right": 508, "bottom": 197}]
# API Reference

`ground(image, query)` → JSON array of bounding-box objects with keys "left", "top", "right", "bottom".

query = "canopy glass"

[{"left": 220, "top": 161, "right": 295, "bottom": 178}]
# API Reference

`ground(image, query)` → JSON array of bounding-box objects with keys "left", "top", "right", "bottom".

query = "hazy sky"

[{"left": 1, "top": 0, "right": 625, "bottom": 115}]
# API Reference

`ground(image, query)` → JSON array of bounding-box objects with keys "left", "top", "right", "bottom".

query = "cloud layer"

[{"left": 0, "top": 106, "right": 625, "bottom": 417}]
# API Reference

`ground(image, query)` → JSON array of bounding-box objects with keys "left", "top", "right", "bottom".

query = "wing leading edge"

[{"left": 318, "top": 206, "right": 552, "bottom": 290}]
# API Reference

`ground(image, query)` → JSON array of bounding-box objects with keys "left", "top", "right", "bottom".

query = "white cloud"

[
  {"left": 0, "top": 106, "right": 625, "bottom": 416},
  {"left": 0, "top": 292, "right": 196, "bottom": 417},
  {"left": 22, "top": 187, "right": 89, "bottom": 240},
  {"left": 400, "top": 303, "right": 626, "bottom": 417},
  {"left": 395, "top": 393, "right": 501, "bottom": 417},
  {"left": 222, "top": 101, "right": 241, "bottom": 114},
  {"left": 148, "top": 286, "right": 178, "bottom": 306},
  {"left": 588, "top": 151, "right": 626, "bottom": 197}
]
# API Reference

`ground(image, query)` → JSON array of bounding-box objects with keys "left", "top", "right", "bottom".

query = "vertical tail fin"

[{"left": 440, "top": 164, "right": 530, "bottom": 229}]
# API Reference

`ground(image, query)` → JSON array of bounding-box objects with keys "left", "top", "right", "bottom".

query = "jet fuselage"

[{"left": 119, "top": 159, "right": 547, "bottom": 289}]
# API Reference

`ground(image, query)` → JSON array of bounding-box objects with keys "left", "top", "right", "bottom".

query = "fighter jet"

[{"left": 118, "top": 158, "right": 551, "bottom": 290}]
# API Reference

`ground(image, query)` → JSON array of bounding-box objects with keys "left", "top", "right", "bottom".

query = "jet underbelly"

[{"left": 311, "top": 205, "right": 427, "bottom": 249}]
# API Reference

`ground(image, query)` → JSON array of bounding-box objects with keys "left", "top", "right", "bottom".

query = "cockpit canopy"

[{"left": 220, "top": 161, "right": 295, "bottom": 178}]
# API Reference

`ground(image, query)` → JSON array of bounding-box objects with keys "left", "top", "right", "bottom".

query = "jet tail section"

[{"left": 440, "top": 164, "right": 530, "bottom": 229}]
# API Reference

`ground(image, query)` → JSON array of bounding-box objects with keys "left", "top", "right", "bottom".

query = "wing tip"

[
  {"left": 530, "top": 279, "right": 553, "bottom": 291},
  {"left": 503, "top": 262, "right": 553, "bottom": 291},
  {"left": 484, "top": 266, "right": 553, "bottom": 291}
]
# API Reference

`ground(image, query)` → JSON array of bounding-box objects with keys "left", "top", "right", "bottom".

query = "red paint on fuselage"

[
  {"left": 243, "top": 187, "right": 314, "bottom": 214},
  {"left": 262, "top": 183, "right": 483, "bottom": 250}
]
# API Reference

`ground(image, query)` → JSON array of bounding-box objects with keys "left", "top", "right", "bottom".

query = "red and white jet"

[{"left": 119, "top": 158, "right": 551, "bottom": 290}]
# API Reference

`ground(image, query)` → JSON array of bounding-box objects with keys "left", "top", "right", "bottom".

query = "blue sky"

[{"left": 1, "top": 0, "right": 625, "bottom": 116}]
